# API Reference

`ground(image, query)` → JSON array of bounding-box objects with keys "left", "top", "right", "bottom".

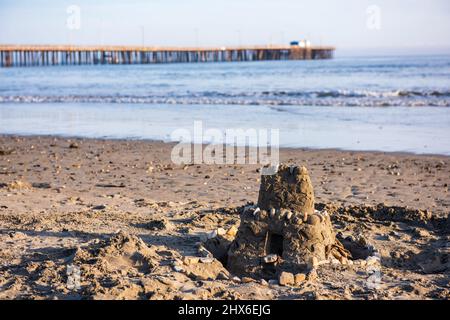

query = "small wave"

[
  {"left": 260, "top": 89, "right": 450, "bottom": 99},
  {"left": 0, "top": 91, "right": 449, "bottom": 107}
]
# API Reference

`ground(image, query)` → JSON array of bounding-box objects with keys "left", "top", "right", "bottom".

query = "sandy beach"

[{"left": 0, "top": 135, "right": 448, "bottom": 300}]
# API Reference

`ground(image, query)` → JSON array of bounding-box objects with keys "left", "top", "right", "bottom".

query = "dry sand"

[{"left": 0, "top": 135, "right": 449, "bottom": 300}]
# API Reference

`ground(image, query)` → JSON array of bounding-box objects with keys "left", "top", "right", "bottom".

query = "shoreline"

[{"left": 1, "top": 102, "right": 450, "bottom": 156}]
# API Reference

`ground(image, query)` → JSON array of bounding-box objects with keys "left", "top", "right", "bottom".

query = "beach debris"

[
  {"left": 203, "top": 235, "right": 233, "bottom": 265},
  {"left": 31, "top": 182, "right": 51, "bottom": 189},
  {"left": 217, "top": 227, "right": 227, "bottom": 236},
  {"left": 92, "top": 204, "right": 107, "bottom": 211},
  {"left": 331, "top": 258, "right": 340, "bottom": 265},
  {"left": 207, "top": 230, "right": 218, "bottom": 239},
  {"left": 216, "top": 271, "right": 230, "bottom": 280},
  {"left": 8, "top": 231, "right": 26, "bottom": 239},
  {"left": 69, "top": 142, "right": 79, "bottom": 149},
  {"left": 144, "top": 218, "right": 171, "bottom": 231},
  {"left": 242, "top": 277, "right": 255, "bottom": 283},
  {"left": 294, "top": 273, "right": 307, "bottom": 285},
  {"left": 95, "top": 183, "right": 126, "bottom": 188},
  {"left": 278, "top": 272, "right": 295, "bottom": 286},
  {"left": 172, "top": 265, "right": 184, "bottom": 273},
  {"left": 268, "top": 279, "right": 278, "bottom": 286},
  {"left": 263, "top": 254, "right": 278, "bottom": 264},
  {"left": 200, "top": 257, "right": 214, "bottom": 264},
  {"left": 306, "top": 269, "right": 318, "bottom": 281},
  {"left": 0, "top": 149, "right": 14, "bottom": 155},
  {"left": 412, "top": 227, "right": 432, "bottom": 238},
  {"left": 226, "top": 225, "right": 238, "bottom": 237},
  {"left": 180, "top": 254, "right": 229, "bottom": 281},
  {"left": 259, "top": 279, "right": 269, "bottom": 286},
  {"left": 134, "top": 198, "right": 158, "bottom": 208},
  {"left": 4, "top": 180, "right": 32, "bottom": 191},
  {"left": 366, "top": 255, "right": 380, "bottom": 267},
  {"left": 308, "top": 256, "right": 319, "bottom": 270},
  {"left": 183, "top": 256, "right": 200, "bottom": 265}
]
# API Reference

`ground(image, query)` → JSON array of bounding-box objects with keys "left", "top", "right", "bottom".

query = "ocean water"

[{"left": 1, "top": 55, "right": 450, "bottom": 154}]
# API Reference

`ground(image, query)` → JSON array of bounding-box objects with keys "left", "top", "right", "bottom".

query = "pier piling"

[{"left": 0, "top": 44, "right": 334, "bottom": 67}]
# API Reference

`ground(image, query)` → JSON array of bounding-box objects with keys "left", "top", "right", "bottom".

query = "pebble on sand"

[{"left": 278, "top": 272, "right": 295, "bottom": 286}]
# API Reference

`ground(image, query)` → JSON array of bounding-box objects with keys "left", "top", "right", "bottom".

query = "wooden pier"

[{"left": 0, "top": 44, "right": 334, "bottom": 67}]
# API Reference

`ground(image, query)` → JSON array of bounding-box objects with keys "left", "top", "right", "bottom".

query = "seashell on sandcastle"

[{"left": 226, "top": 164, "right": 351, "bottom": 279}]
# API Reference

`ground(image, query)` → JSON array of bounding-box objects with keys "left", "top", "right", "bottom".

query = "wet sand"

[{"left": 0, "top": 135, "right": 449, "bottom": 300}]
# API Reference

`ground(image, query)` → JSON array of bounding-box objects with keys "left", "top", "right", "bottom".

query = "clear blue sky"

[{"left": 1, "top": 0, "right": 449, "bottom": 55}]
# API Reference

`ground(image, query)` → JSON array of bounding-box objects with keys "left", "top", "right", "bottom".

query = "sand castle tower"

[{"left": 227, "top": 165, "right": 350, "bottom": 279}]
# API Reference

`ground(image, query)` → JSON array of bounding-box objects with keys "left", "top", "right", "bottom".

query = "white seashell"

[
  {"left": 173, "top": 265, "right": 184, "bottom": 272},
  {"left": 207, "top": 230, "right": 218, "bottom": 239},
  {"left": 217, "top": 228, "right": 227, "bottom": 236},
  {"left": 261, "top": 164, "right": 279, "bottom": 176},
  {"left": 318, "top": 259, "right": 330, "bottom": 266},
  {"left": 200, "top": 257, "right": 214, "bottom": 264},
  {"left": 263, "top": 254, "right": 278, "bottom": 263},
  {"left": 270, "top": 208, "right": 276, "bottom": 218},
  {"left": 331, "top": 258, "right": 340, "bottom": 265},
  {"left": 366, "top": 256, "right": 380, "bottom": 266}
]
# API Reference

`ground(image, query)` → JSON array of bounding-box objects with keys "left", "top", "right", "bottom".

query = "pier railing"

[{"left": 0, "top": 45, "right": 334, "bottom": 67}]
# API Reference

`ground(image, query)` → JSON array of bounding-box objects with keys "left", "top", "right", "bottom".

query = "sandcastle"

[{"left": 227, "top": 164, "right": 350, "bottom": 279}]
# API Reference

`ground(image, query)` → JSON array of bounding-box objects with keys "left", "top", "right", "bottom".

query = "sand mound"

[
  {"left": 181, "top": 256, "right": 230, "bottom": 281},
  {"left": 141, "top": 218, "right": 172, "bottom": 231},
  {"left": 76, "top": 231, "right": 156, "bottom": 274},
  {"left": 416, "top": 248, "right": 450, "bottom": 274},
  {"left": 325, "top": 203, "right": 433, "bottom": 225},
  {"left": 63, "top": 232, "right": 161, "bottom": 299},
  {"left": 71, "top": 232, "right": 230, "bottom": 298}
]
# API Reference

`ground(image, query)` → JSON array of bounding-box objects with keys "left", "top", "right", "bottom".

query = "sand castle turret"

[
  {"left": 227, "top": 164, "right": 350, "bottom": 279},
  {"left": 257, "top": 165, "right": 315, "bottom": 215}
]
